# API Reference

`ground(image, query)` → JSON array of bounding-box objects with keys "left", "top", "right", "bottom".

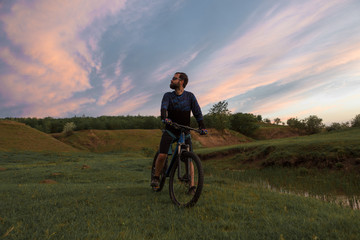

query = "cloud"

[
  {"left": 97, "top": 55, "right": 134, "bottom": 106},
  {"left": 194, "top": 0, "right": 360, "bottom": 109},
  {"left": 0, "top": 0, "right": 127, "bottom": 116},
  {"left": 97, "top": 78, "right": 119, "bottom": 106},
  {"left": 152, "top": 49, "right": 202, "bottom": 81},
  {"left": 99, "top": 93, "right": 152, "bottom": 116},
  {"left": 26, "top": 97, "right": 96, "bottom": 117},
  {"left": 97, "top": 76, "right": 134, "bottom": 106}
]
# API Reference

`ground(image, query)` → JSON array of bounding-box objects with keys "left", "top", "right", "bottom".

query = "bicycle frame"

[{"left": 165, "top": 130, "right": 191, "bottom": 178}]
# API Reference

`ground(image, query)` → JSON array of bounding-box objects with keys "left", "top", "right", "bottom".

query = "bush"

[
  {"left": 287, "top": 117, "right": 305, "bottom": 129},
  {"left": 273, "top": 118, "right": 281, "bottom": 125},
  {"left": 230, "top": 113, "right": 259, "bottom": 136},
  {"left": 304, "top": 115, "right": 324, "bottom": 134},
  {"left": 263, "top": 118, "right": 271, "bottom": 124},
  {"left": 287, "top": 115, "right": 324, "bottom": 134},
  {"left": 62, "top": 122, "right": 76, "bottom": 136},
  {"left": 326, "top": 122, "right": 350, "bottom": 132},
  {"left": 351, "top": 114, "right": 360, "bottom": 127}
]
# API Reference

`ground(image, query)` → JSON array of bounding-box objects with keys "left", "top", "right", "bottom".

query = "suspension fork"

[
  {"left": 177, "top": 132, "right": 184, "bottom": 180},
  {"left": 177, "top": 132, "right": 191, "bottom": 180},
  {"left": 177, "top": 150, "right": 191, "bottom": 180},
  {"left": 177, "top": 132, "right": 188, "bottom": 179}
]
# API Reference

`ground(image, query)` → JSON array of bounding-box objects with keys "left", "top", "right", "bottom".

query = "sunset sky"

[{"left": 1, "top": 0, "right": 360, "bottom": 124}]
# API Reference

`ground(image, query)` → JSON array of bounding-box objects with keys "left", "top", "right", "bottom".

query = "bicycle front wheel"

[{"left": 169, "top": 151, "right": 204, "bottom": 207}]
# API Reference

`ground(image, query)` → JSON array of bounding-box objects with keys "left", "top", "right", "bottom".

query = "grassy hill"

[
  {"left": 52, "top": 128, "right": 251, "bottom": 154},
  {"left": 252, "top": 123, "right": 302, "bottom": 140},
  {"left": 0, "top": 120, "right": 78, "bottom": 152},
  {"left": 2, "top": 119, "right": 360, "bottom": 171},
  {"left": 0, "top": 120, "right": 250, "bottom": 155},
  {"left": 197, "top": 128, "right": 360, "bottom": 171},
  {"left": 52, "top": 129, "right": 163, "bottom": 155}
]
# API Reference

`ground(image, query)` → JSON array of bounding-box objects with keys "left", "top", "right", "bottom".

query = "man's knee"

[{"left": 157, "top": 153, "right": 167, "bottom": 161}]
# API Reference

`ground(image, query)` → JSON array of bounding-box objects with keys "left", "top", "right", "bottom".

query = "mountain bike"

[{"left": 151, "top": 122, "right": 204, "bottom": 207}]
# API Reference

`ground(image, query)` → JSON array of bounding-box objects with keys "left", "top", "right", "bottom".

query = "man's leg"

[
  {"left": 154, "top": 153, "right": 167, "bottom": 177},
  {"left": 190, "top": 161, "right": 195, "bottom": 186},
  {"left": 185, "top": 136, "right": 196, "bottom": 195},
  {"left": 151, "top": 131, "right": 173, "bottom": 189}
]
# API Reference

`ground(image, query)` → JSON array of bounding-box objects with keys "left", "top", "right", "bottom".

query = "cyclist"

[{"left": 151, "top": 72, "right": 207, "bottom": 191}]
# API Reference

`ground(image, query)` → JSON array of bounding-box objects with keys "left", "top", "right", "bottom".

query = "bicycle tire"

[
  {"left": 151, "top": 151, "right": 167, "bottom": 192},
  {"left": 169, "top": 151, "right": 204, "bottom": 207}
]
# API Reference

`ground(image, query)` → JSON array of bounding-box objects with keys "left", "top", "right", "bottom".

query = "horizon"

[
  {"left": 1, "top": 0, "right": 360, "bottom": 125},
  {"left": 2, "top": 110, "right": 359, "bottom": 127}
]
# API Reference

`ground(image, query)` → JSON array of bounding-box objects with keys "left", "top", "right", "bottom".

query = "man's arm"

[
  {"left": 190, "top": 93, "right": 205, "bottom": 129},
  {"left": 160, "top": 93, "right": 170, "bottom": 120}
]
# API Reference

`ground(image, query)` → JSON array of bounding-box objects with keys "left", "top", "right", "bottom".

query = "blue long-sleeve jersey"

[{"left": 161, "top": 91, "right": 205, "bottom": 132}]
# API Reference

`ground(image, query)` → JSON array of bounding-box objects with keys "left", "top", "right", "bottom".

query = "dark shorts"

[{"left": 159, "top": 130, "right": 192, "bottom": 154}]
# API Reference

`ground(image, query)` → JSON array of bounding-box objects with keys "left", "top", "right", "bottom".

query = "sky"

[{"left": 1, "top": 0, "right": 360, "bottom": 124}]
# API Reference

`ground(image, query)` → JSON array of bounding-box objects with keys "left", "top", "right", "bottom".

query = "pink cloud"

[
  {"left": 193, "top": 0, "right": 360, "bottom": 110},
  {"left": 97, "top": 76, "right": 134, "bottom": 106},
  {"left": 0, "top": 0, "right": 127, "bottom": 116},
  {"left": 97, "top": 79, "right": 119, "bottom": 106},
  {"left": 27, "top": 98, "right": 96, "bottom": 118},
  {"left": 118, "top": 76, "right": 134, "bottom": 95},
  {"left": 100, "top": 93, "right": 152, "bottom": 116},
  {"left": 97, "top": 56, "right": 134, "bottom": 106},
  {"left": 152, "top": 49, "right": 202, "bottom": 81}
]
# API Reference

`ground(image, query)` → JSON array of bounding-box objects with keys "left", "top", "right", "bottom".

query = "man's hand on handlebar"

[
  {"left": 162, "top": 118, "right": 173, "bottom": 125},
  {"left": 162, "top": 119, "right": 207, "bottom": 135},
  {"left": 200, "top": 129, "right": 208, "bottom": 135}
]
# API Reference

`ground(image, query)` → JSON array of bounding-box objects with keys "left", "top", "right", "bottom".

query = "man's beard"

[{"left": 170, "top": 83, "right": 179, "bottom": 89}]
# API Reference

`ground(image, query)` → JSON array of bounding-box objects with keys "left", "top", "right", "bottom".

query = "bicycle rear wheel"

[
  {"left": 151, "top": 151, "right": 167, "bottom": 192},
  {"left": 169, "top": 151, "right": 203, "bottom": 207}
]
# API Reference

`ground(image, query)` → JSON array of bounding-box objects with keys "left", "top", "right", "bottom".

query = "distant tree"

[
  {"left": 230, "top": 113, "right": 259, "bottom": 136},
  {"left": 287, "top": 117, "right": 305, "bottom": 130},
  {"left": 351, "top": 114, "right": 360, "bottom": 127},
  {"left": 304, "top": 115, "right": 324, "bottom": 134},
  {"left": 274, "top": 118, "right": 281, "bottom": 125},
  {"left": 343, "top": 121, "right": 351, "bottom": 128},
  {"left": 190, "top": 116, "right": 198, "bottom": 128},
  {"left": 208, "top": 100, "right": 231, "bottom": 130},
  {"left": 327, "top": 122, "right": 341, "bottom": 131},
  {"left": 143, "top": 116, "right": 162, "bottom": 129},
  {"left": 326, "top": 122, "right": 350, "bottom": 132},
  {"left": 208, "top": 100, "right": 231, "bottom": 115},
  {"left": 263, "top": 118, "right": 271, "bottom": 124},
  {"left": 256, "top": 115, "right": 262, "bottom": 122},
  {"left": 288, "top": 115, "right": 324, "bottom": 134}
]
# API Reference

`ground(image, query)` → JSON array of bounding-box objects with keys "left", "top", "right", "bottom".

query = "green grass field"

[
  {"left": 1, "top": 151, "right": 360, "bottom": 239},
  {"left": 1, "top": 121, "right": 360, "bottom": 239}
]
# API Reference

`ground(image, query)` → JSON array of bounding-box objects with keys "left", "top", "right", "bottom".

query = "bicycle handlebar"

[{"left": 168, "top": 122, "right": 202, "bottom": 134}]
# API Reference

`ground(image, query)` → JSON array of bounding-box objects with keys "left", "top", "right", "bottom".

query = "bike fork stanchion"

[{"left": 177, "top": 152, "right": 181, "bottom": 180}]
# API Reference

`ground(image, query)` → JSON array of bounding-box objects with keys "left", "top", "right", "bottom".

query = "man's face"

[{"left": 170, "top": 74, "right": 182, "bottom": 89}]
